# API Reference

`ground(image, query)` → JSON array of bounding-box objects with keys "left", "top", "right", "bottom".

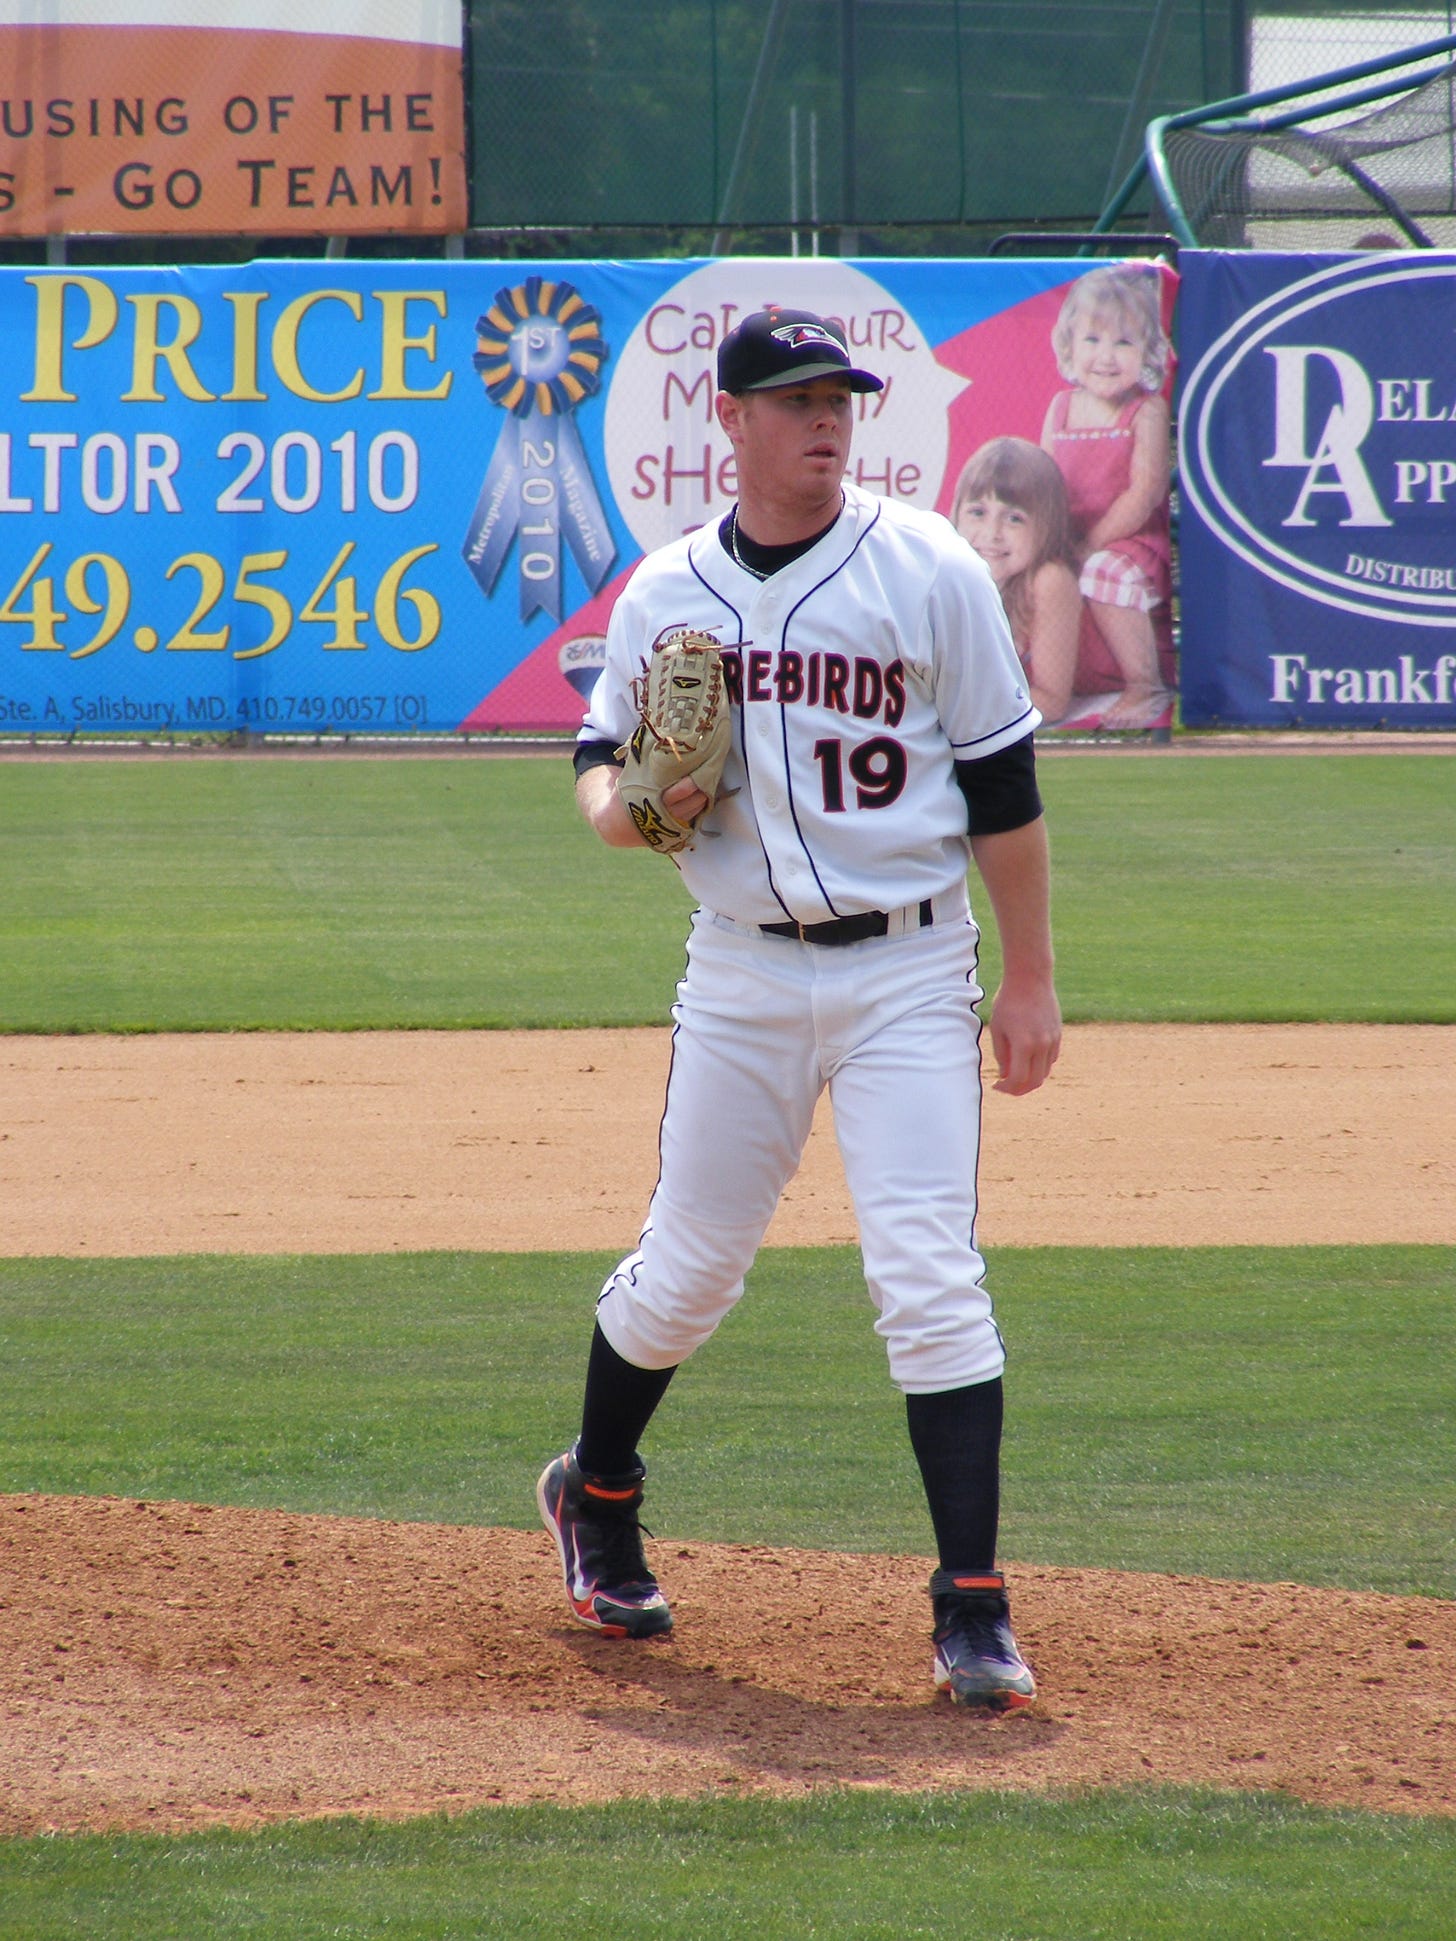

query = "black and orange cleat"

[
  {"left": 930, "top": 1567, "right": 1036, "bottom": 1710},
  {"left": 537, "top": 1448, "right": 673, "bottom": 1638}
]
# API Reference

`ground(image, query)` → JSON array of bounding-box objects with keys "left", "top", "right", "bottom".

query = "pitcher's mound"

[{"left": 4, "top": 1493, "right": 1452, "bottom": 1835}]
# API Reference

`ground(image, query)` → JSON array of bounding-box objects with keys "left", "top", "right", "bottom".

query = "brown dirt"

[
  {"left": 2, "top": 1023, "right": 1453, "bottom": 1834},
  {"left": 4, "top": 1023, "right": 1453, "bottom": 1254}
]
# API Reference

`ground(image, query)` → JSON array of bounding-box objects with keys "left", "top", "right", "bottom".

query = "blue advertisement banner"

[
  {"left": 1178, "top": 250, "right": 1456, "bottom": 727},
  {"left": 0, "top": 256, "right": 1176, "bottom": 738}
]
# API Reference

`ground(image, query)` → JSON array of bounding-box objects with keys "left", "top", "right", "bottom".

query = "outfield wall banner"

[
  {"left": 0, "top": 256, "right": 1176, "bottom": 738},
  {"left": 1178, "top": 249, "right": 1456, "bottom": 728},
  {"left": 0, "top": 1, "right": 466, "bottom": 237}
]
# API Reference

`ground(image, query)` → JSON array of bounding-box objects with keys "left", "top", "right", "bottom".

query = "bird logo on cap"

[{"left": 771, "top": 322, "right": 841, "bottom": 350}]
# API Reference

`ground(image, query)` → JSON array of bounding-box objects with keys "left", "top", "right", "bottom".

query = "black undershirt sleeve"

[
  {"left": 573, "top": 737, "right": 623, "bottom": 778},
  {"left": 954, "top": 733, "right": 1043, "bottom": 836}
]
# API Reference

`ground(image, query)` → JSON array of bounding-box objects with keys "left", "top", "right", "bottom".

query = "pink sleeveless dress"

[{"left": 1046, "top": 388, "right": 1175, "bottom": 689}]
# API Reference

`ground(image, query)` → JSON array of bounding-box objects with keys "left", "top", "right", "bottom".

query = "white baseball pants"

[{"left": 594, "top": 901, "right": 1006, "bottom": 1394}]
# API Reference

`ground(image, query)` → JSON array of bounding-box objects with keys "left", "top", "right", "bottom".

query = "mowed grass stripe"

[
  {"left": 1, "top": 1787, "right": 1453, "bottom": 1940},
  {"left": 0, "top": 751, "right": 1452, "bottom": 1028},
  {"left": 2, "top": 1244, "right": 1450, "bottom": 1596}
]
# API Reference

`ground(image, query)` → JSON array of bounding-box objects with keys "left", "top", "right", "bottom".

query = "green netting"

[{"left": 465, "top": 0, "right": 1237, "bottom": 237}]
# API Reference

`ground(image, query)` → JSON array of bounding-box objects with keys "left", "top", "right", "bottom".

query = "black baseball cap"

[{"left": 717, "top": 307, "right": 884, "bottom": 394}]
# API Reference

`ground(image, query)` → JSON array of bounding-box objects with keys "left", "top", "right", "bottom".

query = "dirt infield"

[
  {"left": 4, "top": 1022, "right": 1453, "bottom": 1254},
  {"left": 2, "top": 1022, "right": 1453, "bottom": 1833}
]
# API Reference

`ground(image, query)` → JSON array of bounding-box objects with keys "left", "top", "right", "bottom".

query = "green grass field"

[
  {"left": 1, "top": 750, "right": 1452, "bottom": 1028},
  {"left": 1, "top": 747, "right": 1452, "bottom": 1936}
]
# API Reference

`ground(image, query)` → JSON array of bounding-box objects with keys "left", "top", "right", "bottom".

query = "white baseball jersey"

[{"left": 581, "top": 482, "right": 1040, "bottom": 927}]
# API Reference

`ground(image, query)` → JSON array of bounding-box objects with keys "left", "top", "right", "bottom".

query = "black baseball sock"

[
  {"left": 575, "top": 1321, "right": 677, "bottom": 1478},
  {"left": 905, "top": 1376, "right": 1003, "bottom": 1574}
]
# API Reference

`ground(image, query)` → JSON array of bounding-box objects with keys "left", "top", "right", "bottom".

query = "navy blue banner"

[{"left": 1178, "top": 251, "right": 1456, "bottom": 727}]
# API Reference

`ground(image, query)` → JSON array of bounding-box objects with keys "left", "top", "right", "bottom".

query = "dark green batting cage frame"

[{"left": 1095, "top": 27, "right": 1456, "bottom": 247}]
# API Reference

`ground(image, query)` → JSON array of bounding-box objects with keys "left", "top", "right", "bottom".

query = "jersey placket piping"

[
  {"left": 689, "top": 538, "right": 791, "bottom": 921},
  {"left": 768, "top": 512, "right": 882, "bottom": 920}
]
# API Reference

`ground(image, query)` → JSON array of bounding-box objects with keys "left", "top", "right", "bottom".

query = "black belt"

[{"left": 761, "top": 899, "right": 934, "bottom": 946}]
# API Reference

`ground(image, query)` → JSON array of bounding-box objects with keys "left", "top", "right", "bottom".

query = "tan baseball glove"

[{"left": 616, "top": 630, "right": 733, "bottom": 854}]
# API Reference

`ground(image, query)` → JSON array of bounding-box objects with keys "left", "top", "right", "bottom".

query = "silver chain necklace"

[{"left": 728, "top": 508, "right": 768, "bottom": 580}]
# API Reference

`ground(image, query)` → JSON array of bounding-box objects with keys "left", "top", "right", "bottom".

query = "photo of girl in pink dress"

[{"left": 1041, "top": 264, "right": 1176, "bottom": 732}]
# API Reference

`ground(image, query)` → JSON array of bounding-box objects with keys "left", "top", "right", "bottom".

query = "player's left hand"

[
  {"left": 615, "top": 629, "right": 732, "bottom": 853},
  {"left": 986, "top": 974, "right": 1062, "bottom": 1096}
]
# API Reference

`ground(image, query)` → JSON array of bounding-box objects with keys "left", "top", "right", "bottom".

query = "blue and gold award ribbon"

[{"left": 462, "top": 277, "right": 617, "bottom": 622}]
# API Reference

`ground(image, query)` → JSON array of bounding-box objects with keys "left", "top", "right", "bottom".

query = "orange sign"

[{"left": 0, "top": 3, "right": 466, "bottom": 236}]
